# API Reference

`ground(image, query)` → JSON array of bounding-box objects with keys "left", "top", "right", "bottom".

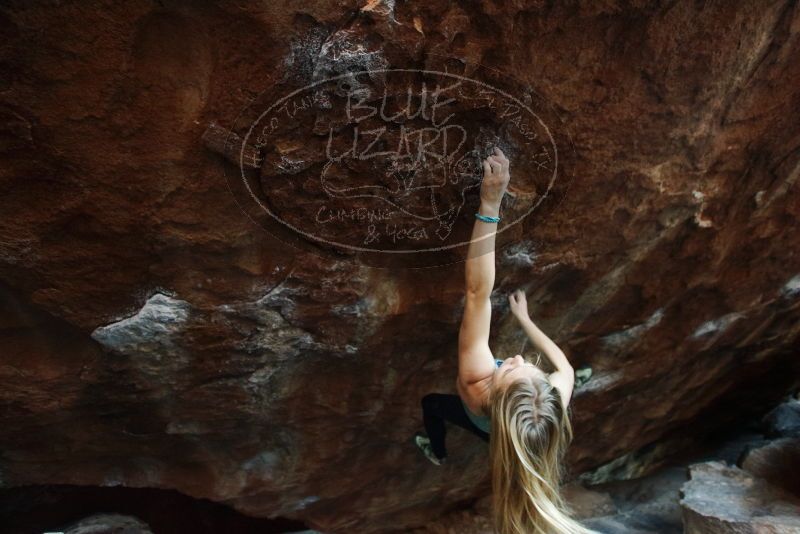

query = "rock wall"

[{"left": 1, "top": 1, "right": 799, "bottom": 532}]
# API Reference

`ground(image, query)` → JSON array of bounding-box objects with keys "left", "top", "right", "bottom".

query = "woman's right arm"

[
  {"left": 510, "top": 290, "right": 575, "bottom": 405},
  {"left": 508, "top": 289, "right": 573, "bottom": 373},
  {"left": 517, "top": 315, "right": 573, "bottom": 373}
]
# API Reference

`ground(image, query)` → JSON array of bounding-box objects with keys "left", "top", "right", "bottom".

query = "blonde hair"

[{"left": 478, "top": 353, "right": 598, "bottom": 534}]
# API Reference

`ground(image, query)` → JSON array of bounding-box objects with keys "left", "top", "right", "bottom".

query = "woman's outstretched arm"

[
  {"left": 509, "top": 289, "right": 575, "bottom": 406},
  {"left": 458, "top": 148, "right": 511, "bottom": 385},
  {"left": 508, "top": 289, "right": 573, "bottom": 373}
]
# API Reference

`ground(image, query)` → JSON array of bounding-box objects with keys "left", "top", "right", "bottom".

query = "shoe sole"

[
  {"left": 575, "top": 365, "right": 592, "bottom": 387},
  {"left": 413, "top": 434, "right": 444, "bottom": 465}
]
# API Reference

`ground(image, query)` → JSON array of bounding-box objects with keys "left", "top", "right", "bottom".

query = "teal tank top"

[{"left": 461, "top": 359, "right": 503, "bottom": 434}]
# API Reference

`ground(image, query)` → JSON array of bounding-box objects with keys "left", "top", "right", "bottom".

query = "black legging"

[{"left": 421, "top": 393, "right": 490, "bottom": 459}]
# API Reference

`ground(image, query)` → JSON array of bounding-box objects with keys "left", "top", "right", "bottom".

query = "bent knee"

[{"left": 421, "top": 393, "right": 439, "bottom": 410}]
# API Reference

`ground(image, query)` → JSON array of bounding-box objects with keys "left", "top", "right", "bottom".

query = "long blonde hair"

[{"left": 478, "top": 354, "right": 598, "bottom": 534}]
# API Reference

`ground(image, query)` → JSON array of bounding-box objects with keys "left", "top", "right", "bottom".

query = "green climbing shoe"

[
  {"left": 575, "top": 365, "right": 592, "bottom": 388},
  {"left": 413, "top": 432, "right": 446, "bottom": 466}
]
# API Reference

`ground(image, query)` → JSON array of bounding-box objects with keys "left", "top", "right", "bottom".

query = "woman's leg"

[{"left": 421, "top": 393, "right": 490, "bottom": 459}]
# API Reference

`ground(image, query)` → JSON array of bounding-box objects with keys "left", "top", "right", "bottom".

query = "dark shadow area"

[{"left": 0, "top": 484, "right": 311, "bottom": 534}]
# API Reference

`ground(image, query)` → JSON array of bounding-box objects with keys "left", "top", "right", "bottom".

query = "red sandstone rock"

[
  {"left": 680, "top": 461, "right": 800, "bottom": 534},
  {"left": 740, "top": 437, "right": 800, "bottom": 498},
  {"left": 1, "top": 1, "right": 800, "bottom": 532}
]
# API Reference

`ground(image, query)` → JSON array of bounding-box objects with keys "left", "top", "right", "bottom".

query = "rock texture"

[
  {"left": 62, "top": 513, "right": 154, "bottom": 534},
  {"left": 679, "top": 461, "right": 800, "bottom": 533},
  {"left": 1, "top": 1, "right": 800, "bottom": 532},
  {"left": 411, "top": 395, "right": 800, "bottom": 534},
  {"left": 740, "top": 437, "right": 800, "bottom": 496}
]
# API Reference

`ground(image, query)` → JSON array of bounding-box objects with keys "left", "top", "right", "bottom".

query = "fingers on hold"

[{"left": 482, "top": 160, "right": 491, "bottom": 174}]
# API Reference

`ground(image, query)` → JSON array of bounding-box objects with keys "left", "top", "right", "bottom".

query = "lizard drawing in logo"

[{"left": 319, "top": 138, "right": 503, "bottom": 241}]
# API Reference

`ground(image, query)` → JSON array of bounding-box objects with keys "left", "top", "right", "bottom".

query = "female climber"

[{"left": 414, "top": 147, "right": 597, "bottom": 534}]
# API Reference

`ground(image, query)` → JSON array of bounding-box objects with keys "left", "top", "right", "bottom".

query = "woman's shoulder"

[{"left": 456, "top": 374, "right": 491, "bottom": 417}]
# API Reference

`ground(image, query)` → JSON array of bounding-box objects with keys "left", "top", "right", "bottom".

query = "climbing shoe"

[
  {"left": 414, "top": 432, "right": 446, "bottom": 466},
  {"left": 575, "top": 365, "right": 592, "bottom": 388}
]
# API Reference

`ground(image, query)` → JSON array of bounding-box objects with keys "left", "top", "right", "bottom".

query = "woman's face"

[{"left": 494, "top": 354, "right": 548, "bottom": 390}]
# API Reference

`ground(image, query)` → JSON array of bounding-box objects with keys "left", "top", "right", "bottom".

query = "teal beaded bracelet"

[{"left": 475, "top": 212, "right": 501, "bottom": 223}]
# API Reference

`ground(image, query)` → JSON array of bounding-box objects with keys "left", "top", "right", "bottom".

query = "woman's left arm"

[{"left": 458, "top": 148, "right": 510, "bottom": 384}]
